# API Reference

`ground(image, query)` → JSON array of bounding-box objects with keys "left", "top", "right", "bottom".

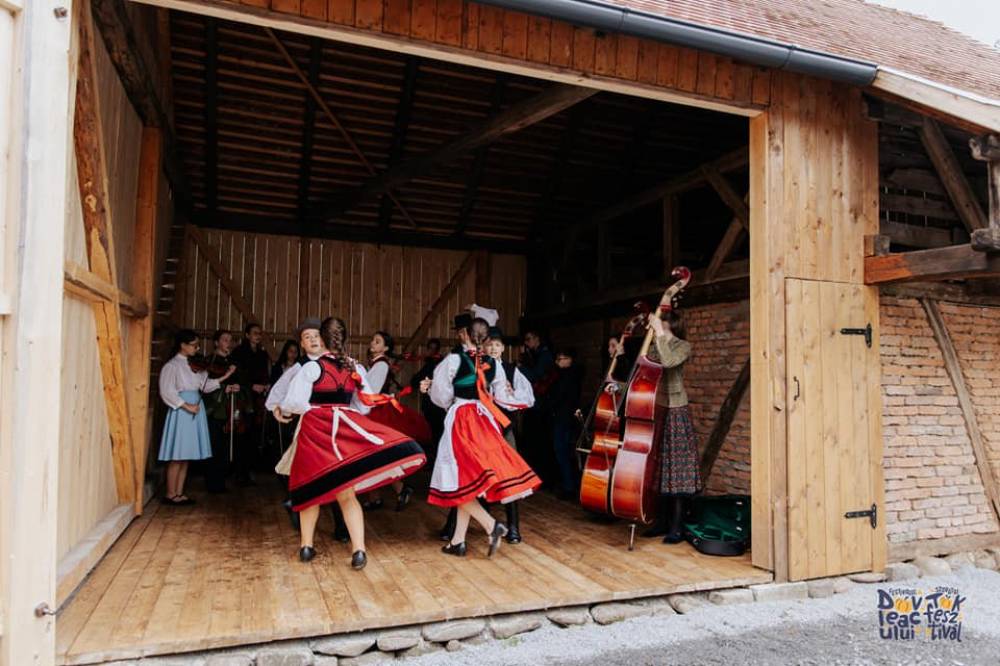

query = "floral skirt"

[{"left": 659, "top": 405, "right": 702, "bottom": 495}]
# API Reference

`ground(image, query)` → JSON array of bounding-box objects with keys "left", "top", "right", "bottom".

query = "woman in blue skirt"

[{"left": 158, "top": 329, "right": 236, "bottom": 505}]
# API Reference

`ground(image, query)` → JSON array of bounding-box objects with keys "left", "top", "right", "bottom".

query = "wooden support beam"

[
  {"left": 378, "top": 56, "right": 420, "bottom": 234},
  {"left": 455, "top": 75, "right": 508, "bottom": 238},
  {"left": 702, "top": 167, "right": 749, "bottom": 229},
  {"left": 880, "top": 220, "right": 956, "bottom": 249},
  {"left": 880, "top": 281, "right": 1000, "bottom": 307},
  {"left": 125, "top": 128, "right": 161, "bottom": 512},
  {"left": 296, "top": 38, "right": 322, "bottom": 228},
  {"left": 919, "top": 117, "right": 988, "bottom": 232},
  {"left": 74, "top": 6, "right": 136, "bottom": 505},
  {"left": 186, "top": 224, "right": 265, "bottom": 330},
  {"left": 864, "top": 234, "right": 891, "bottom": 257},
  {"left": 700, "top": 358, "right": 751, "bottom": 481},
  {"left": 204, "top": 18, "right": 218, "bottom": 215},
  {"left": 402, "top": 252, "right": 478, "bottom": 355},
  {"left": 264, "top": 27, "right": 418, "bottom": 228},
  {"left": 705, "top": 193, "right": 750, "bottom": 281},
  {"left": 969, "top": 134, "right": 1000, "bottom": 247},
  {"left": 319, "top": 84, "right": 597, "bottom": 221},
  {"left": 64, "top": 261, "right": 148, "bottom": 318},
  {"left": 90, "top": 0, "right": 190, "bottom": 208},
  {"left": 920, "top": 299, "right": 1000, "bottom": 522},
  {"left": 865, "top": 244, "right": 1000, "bottom": 284}
]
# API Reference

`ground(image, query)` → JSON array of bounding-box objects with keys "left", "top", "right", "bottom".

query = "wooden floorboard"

[{"left": 57, "top": 476, "right": 771, "bottom": 664}]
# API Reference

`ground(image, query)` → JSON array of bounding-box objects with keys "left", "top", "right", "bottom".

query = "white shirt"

[
  {"left": 367, "top": 357, "right": 391, "bottom": 394},
  {"left": 158, "top": 353, "right": 222, "bottom": 410},
  {"left": 429, "top": 349, "right": 524, "bottom": 411},
  {"left": 280, "top": 357, "right": 374, "bottom": 416},
  {"left": 264, "top": 353, "right": 323, "bottom": 412}
]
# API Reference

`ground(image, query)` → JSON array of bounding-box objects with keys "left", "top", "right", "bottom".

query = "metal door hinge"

[
  {"left": 845, "top": 503, "right": 877, "bottom": 529},
  {"left": 840, "top": 323, "right": 872, "bottom": 348}
]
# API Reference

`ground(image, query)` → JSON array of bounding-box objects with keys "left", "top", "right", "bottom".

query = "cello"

[{"left": 578, "top": 266, "right": 692, "bottom": 525}]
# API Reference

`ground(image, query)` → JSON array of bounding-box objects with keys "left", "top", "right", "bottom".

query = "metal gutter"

[{"left": 477, "top": 0, "right": 878, "bottom": 86}]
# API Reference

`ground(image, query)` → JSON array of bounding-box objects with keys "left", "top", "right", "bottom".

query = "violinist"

[
  {"left": 550, "top": 348, "right": 583, "bottom": 501},
  {"left": 643, "top": 310, "right": 701, "bottom": 543},
  {"left": 158, "top": 329, "right": 236, "bottom": 505},
  {"left": 231, "top": 322, "right": 271, "bottom": 480},
  {"left": 202, "top": 329, "right": 245, "bottom": 493}
]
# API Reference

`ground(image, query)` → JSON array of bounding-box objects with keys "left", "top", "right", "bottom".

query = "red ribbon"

[
  {"left": 352, "top": 371, "right": 407, "bottom": 413},
  {"left": 475, "top": 354, "right": 510, "bottom": 430}
]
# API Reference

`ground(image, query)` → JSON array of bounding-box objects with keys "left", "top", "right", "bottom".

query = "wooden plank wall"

[
  {"left": 220, "top": 0, "right": 770, "bottom": 112},
  {"left": 175, "top": 228, "right": 526, "bottom": 360},
  {"left": 750, "top": 71, "right": 881, "bottom": 580},
  {"left": 58, "top": 26, "right": 147, "bottom": 561}
]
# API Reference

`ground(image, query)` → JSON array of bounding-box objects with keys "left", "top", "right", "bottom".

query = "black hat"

[
  {"left": 453, "top": 313, "right": 473, "bottom": 330},
  {"left": 487, "top": 326, "right": 504, "bottom": 340},
  {"left": 295, "top": 317, "right": 322, "bottom": 338}
]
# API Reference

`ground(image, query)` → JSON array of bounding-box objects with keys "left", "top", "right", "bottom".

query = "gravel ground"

[{"left": 404, "top": 567, "right": 1000, "bottom": 666}]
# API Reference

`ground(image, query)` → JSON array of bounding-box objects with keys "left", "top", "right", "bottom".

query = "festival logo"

[{"left": 877, "top": 587, "right": 964, "bottom": 641}]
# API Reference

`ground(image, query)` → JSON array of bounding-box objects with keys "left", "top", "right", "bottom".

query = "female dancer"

[
  {"left": 363, "top": 330, "right": 432, "bottom": 511},
  {"left": 277, "top": 317, "right": 426, "bottom": 567},
  {"left": 158, "top": 329, "right": 236, "bottom": 505},
  {"left": 421, "top": 314, "right": 539, "bottom": 558}
]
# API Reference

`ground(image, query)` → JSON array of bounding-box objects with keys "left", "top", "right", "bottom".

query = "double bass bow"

[{"left": 578, "top": 266, "right": 692, "bottom": 524}]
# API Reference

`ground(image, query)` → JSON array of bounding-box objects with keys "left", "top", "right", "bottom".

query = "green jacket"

[{"left": 652, "top": 334, "right": 691, "bottom": 408}]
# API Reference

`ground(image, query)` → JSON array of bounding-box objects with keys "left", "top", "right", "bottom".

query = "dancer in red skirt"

[
  {"left": 277, "top": 317, "right": 426, "bottom": 568},
  {"left": 420, "top": 314, "right": 540, "bottom": 558},
  {"left": 362, "top": 330, "right": 432, "bottom": 512}
]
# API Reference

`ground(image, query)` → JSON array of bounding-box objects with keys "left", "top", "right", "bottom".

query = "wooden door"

[{"left": 785, "top": 279, "right": 885, "bottom": 580}]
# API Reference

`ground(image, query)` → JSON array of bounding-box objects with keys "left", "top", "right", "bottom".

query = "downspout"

[{"left": 477, "top": 0, "right": 878, "bottom": 86}]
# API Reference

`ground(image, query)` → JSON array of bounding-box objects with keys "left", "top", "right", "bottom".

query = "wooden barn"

[{"left": 1, "top": 0, "right": 999, "bottom": 663}]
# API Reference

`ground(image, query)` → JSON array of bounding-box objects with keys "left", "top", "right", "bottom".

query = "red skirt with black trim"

[
  {"left": 368, "top": 402, "right": 433, "bottom": 446},
  {"left": 428, "top": 403, "right": 540, "bottom": 507},
  {"left": 289, "top": 406, "right": 426, "bottom": 511}
]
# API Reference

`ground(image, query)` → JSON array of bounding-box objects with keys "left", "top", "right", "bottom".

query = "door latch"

[
  {"left": 845, "top": 503, "right": 877, "bottom": 529},
  {"left": 839, "top": 323, "right": 872, "bottom": 348}
]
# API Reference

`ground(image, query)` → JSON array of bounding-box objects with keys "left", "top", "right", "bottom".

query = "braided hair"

[{"left": 320, "top": 317, "right": 351, "bottom": 367}]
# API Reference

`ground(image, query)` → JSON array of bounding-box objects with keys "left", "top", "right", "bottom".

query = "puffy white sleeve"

[
  {"left": 366, "top": 361, "right": 389, "bottom": 394},
  {"left": 158, "top": 360, "right": 185, "bottom": 410},
  {"left": 280, "top": 360, "right": 321, "bottom": 415},
  {"left": 491, "top": 360, "right": 534, "bottom": 411},
  {"left": 202, "top": 375, "right": 222, "bottom": 395},
  {"left": 350, "top": 363, "right": 374, "bottom": 415},
  {"left": 429, "top": 353, "right": 459, "bottom": 410},
  {"left": 265, "top": 364, "right": 300, "bottom": 412}
]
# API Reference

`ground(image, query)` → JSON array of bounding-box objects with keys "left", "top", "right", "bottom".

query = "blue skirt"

[{"left": 158, "top": 390, "right": 212, "bottom": 461}]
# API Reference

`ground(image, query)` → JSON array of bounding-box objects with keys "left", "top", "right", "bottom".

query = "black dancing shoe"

[
  {"left": 395, "top": 485, "right": 414, "bottom": 512},
  {"left": 361, "top": 497, "right": 383, "bottom": 511},
  {"left": 488, "top": 522, "right": 508, "bottom": 558},
  {"left": 439, "top": 508, "right": 457, "bottom": 542},
  {"left": 351, "top": 550, "right": 368, "bottom": 570},
  {"left": 662, "top": 530, "right": 685, "bottom": 545},
  {"left": 299, "top": 546, "right": 316, "bottom": 562},
  {"left": 441, "top": 541, "right": 467, "bottom": 557},
  {"left": 504, "top": 503, "right": 522, "bottom": 544}
]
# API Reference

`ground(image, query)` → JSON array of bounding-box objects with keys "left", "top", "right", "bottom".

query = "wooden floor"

[{"left": 57, "top": 477, "right": 771, "bottom": 664}]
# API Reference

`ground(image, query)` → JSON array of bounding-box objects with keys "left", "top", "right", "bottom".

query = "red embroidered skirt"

[
  {"left": 289, "top": 406, "right": 426, "bottom": 511},
  {"left": 428, "top": 403, "right": 540, "bottom": 507},
  {"left": 368, "top": 402, "right": 433, "bottom": 446}
]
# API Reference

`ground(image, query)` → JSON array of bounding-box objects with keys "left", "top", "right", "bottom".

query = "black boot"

[
  {"left": 505, "top": 502, "right": 522, "bottom": 544},
  {"left": 662, "top": 495, "right": 688, "bottom": 544},
  {"left": 643, "top": 495, "right": 670, "bottom": 537},
  {"left": 283, "top": 498, "right": 300, "bottom": 530},
  {"left": 439, "top": 508, "right": 457, "bottom": 541},
  {"left": 331, "top": 504, "right": 349, "bottom": 543}
]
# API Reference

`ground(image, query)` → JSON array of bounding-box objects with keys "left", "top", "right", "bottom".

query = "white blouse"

[
  {"left": 279, "top": 357, "right": 374, "bottom": 416},
  {"left": 158, "top": 354, "right": 222, "bottom": 410},
  {"left": 429, "top": 350, "right": 526, "bottom": 411},
  {"left": 264, "top": 353, "right": 322, "bottom": 412},
  {"left": 366, "top": 357, "right": 391, "bottom": 394}
]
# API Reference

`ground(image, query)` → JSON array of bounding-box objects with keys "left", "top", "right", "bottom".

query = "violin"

[
  {"left": 578, "top": 266, "right": 691, "bottom": 524},
  {"left": 188, "top": 352, "right": 232, "bottom": 379}
]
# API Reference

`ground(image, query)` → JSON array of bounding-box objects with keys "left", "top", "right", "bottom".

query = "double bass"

[{"left": 578, "top": 266, "right": 691, "bottom": 524}]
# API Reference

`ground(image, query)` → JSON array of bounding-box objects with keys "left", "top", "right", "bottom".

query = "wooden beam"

[
  {"left": 264, "top": 27, "right": 418, "bottom": 228},
  {"left": 881, "top": 281, "right": 1000, "bottom": 307},
  {"left": 90, "top": 0, "right": 190, "bottom": 208},
  {"left": 702, "top": 167, "right": 749, "bottom": 229},
  {"left": 317, "top": 84, "right": 597, "bottom": 221},
  {"left": 455, "top": 75, "right": 508, "bottom": 238},
  {"left": 186, "top": 224, "right": 265, "bottom": 329},
  {"left": 706, "top": 193, "right": 750, "bottom": 281},
  {"left": 920, "top": 298, "right": 1000, "bottom": 522},
  {"left": 880, "top": 220, "right": 956, "bottom": 249},
  {"left": 378, "top": 56, "right": 420, "bottom": 234},
  {"left": 865, "top": 244, "right": 1000, "bottom": 284},
  {"left": 125, "top": 128, "right": 161, "bottom": 512},
  {"left": 56, "top": 504, "right": 134, "bottom": 608},
  {"left": 204, "top": 18, "right": 218, "bottom": 215},
  {"left": 969, "top": 133, "right": 1000, "bottom": 242},
  {"left": 871, "top": 68, "right": 1000, "bottom": 134},
  {"left": 700, "top": 358, "right": 751, "bottom": 481},
  {"left": 64, "top": 261, "right": 148, "bottom": 318},
  {"left": 296, "top": 37, "right": 322, "bottom": 228},
  {"left": 74, "top": 6, "right": 137, "bottom": 505},
  {"left": 864, "top": 234, "right": 891, "bottom": 257},
  {"left": 918, "top": 117, "right": 988, "bottom": 232},
  {"left": 402, "top": 252, "right": 478, "bottom": 355}
]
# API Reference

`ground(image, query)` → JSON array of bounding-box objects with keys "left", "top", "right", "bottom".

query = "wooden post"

[
  {"left": 0, "top": 0, "right": 72, "bottom": 662},
  {"left": 969, "top": 134, "right": 1000, "bottom": 251},
  {"left": 919, "top": 118, "right": 988, "bottom": 233},
  {"left": 125, "top": 128, "right": 161, "bottom": 513}
]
